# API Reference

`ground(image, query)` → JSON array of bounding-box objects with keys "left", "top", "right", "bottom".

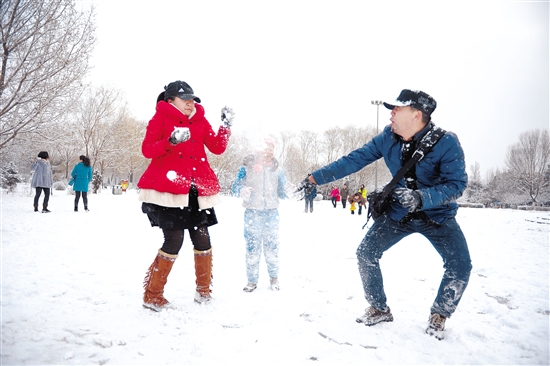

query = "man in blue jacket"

[{"left": 303, "top": 89, "right": 471, "bottom": 340}]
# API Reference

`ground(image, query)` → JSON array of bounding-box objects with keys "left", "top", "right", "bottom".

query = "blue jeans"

[
  {"left": 244, "top": 209, "right": 280, "bottom": 283},
  {"left": 356, "top": 214, "right": 471, "bottom": 318},
  {"left": 304, "top": 198, "right": 314, "bottom": 212}
]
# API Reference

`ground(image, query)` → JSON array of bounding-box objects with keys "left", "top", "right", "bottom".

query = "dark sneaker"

[
  {"left": 243, "top": 283, "right": 257, "bottom": 292},
  {"left": 356, "top": 306, "right": 393, "bottom": 326},
  {"left": 426, "top": 312, "right": 446, "bottom": 340}
]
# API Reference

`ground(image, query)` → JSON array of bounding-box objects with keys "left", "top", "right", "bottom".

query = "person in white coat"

[{"left": 232, "top": 137, "right": 293, "bottom": 292}]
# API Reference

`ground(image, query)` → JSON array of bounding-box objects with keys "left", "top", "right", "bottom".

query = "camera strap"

[{"left": 363, "top": 125, "right": 446, "bottom": 228}]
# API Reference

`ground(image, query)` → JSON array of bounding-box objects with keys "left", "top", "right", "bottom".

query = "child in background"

[
  {"left": 350, "top": 200, "right": 358, "bottom": 215},
  {"left": 349, "top": 192, "right": 366, "bottom": 215}
]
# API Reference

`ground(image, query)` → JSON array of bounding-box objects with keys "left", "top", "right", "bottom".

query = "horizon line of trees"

[{"left": 1, "top": 0, "right": 549, "bottom": 206}]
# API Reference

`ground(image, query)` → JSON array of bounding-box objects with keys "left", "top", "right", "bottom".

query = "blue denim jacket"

[{"left": 311, "top": 123, "right": 468, "bottom": 224}]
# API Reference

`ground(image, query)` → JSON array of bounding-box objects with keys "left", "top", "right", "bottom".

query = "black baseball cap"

[
  {"left": 383, "top": 89, "right": 436, "bottom": 116},
  {"left": 164, "top": 81, "right": 201, "bottom": 103}
]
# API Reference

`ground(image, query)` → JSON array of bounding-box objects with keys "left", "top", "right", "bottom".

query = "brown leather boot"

[
  {"left": 143, "top": 249, "right": 178, "bottom": 311},
  {"left": 193, "top": 248, "right": 213, "bottom": 304}
]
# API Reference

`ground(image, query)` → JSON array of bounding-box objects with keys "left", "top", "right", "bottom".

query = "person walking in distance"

[
  {"left": 302, "top": 183, "right": 317, "bottom": 213},
  {"left": 30, "top": 151, "right": 53, "bottom": 213},
  {"left": 70, "top": 155, "right": 93, "bottom": 212},
  {"left": 138, "top": 80, "right": 233, "bottom": 310},
  {"left": 358, "top": 184, "right": 367, "bottom": 215},
  {"left": 340, "top": 183, "right": 350, "bottom": 209},
  {"left": 330, "top": 186, "right": 340, "bottom": 208},
  {"left": 299, "top": 89, "right": 471, "bottom": 340}
]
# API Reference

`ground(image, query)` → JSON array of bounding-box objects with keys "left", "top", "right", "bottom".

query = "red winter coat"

[{"left": 137, "top": 101, "right": 230, "bottom": 197}]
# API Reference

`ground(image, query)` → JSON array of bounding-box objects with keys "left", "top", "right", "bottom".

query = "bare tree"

[
  {"left": 466, "top": 161, "right": 484, "bottom": 203},
  {"left": 277, "top": 130, "right": 294, "bottom": 168},
  {"left": 109, "top": 115, "right": 148, "bottom": 183},
  {"left": 53, "top": 125, "right": 81, "bottom": 179},
  {"left": 483, "top": 167, "right": 525, "bottom": 207},
  {"left": 322, "top": 127, "right": 346, "bottom": 165},
  {"left": 470, "top": 161, "right": 481, "bottom": 183},
  {"left": 0, "top": 0, "right": 96, "bottom": 148},
  {"left": 506, "top": 129, "right": 550, "bottom": 204},
  {"left": 297, "top": 130, "right": 321, "bottom": 170},
  {"left": 281, "top": 142, "right": 307, "bottom": 185},
  {"left": 74, "top": 86, "right": 123, "bottom": 173}
]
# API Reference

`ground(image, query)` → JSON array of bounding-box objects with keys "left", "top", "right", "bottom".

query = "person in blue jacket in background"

[
  {"left": 300, "top": 89, "right": 471, "bottom": 340},
  {"left": 70, "top": 155, "right": 93, "bottom": 212},
  {"left": 303, "top": 183, "right": 317, "bottom": 213},
  {"left": 232, "top": 137, "right": 293, "bottom": 293}
]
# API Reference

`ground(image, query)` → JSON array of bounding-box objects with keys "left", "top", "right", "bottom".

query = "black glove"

[
  {"left": 394, "top": 188, "right": 422, "bottom": 213},
  {"left": 295, "top": 175, "right": 315, "bottom": 196},
  {"left": 169, "top": 127, "right": 190, "bottom": 145},
  {"left": 221, "top": 106, "right": 235, "bottom": 128}
]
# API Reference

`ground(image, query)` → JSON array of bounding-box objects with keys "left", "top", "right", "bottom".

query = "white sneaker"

[
  {"left": 243, "top": 283, "right": 257, "bottom": 292},
  {"left": 270, "top": 278, "right": 280, "bottom": 291}
]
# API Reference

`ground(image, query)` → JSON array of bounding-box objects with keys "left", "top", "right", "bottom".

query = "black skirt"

[{"left": 141, "top": 186, "right": 218, "bottom": 230}]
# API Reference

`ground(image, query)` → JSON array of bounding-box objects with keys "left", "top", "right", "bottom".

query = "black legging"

[
  {"left": 34, "top": 187, "right": 50, "bottom": 207},
  {"left": 161, "top": 226, "right": 211, "bottom": 255},
  {"left": 75, "top": 191, "right": 88, "bottom": 208}
]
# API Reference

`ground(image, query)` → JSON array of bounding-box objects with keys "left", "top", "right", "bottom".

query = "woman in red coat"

[{"left": 138, "top": 80, "right": 233, "bottom": 310}]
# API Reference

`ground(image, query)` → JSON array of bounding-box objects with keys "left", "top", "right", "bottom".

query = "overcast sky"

[{"left": 82, "top": 0, "right": 549, "bottom": 177}]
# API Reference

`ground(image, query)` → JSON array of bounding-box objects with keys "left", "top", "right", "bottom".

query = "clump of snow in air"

[{"left": 166, "top": 170, "right": 178, "bottom": 181}]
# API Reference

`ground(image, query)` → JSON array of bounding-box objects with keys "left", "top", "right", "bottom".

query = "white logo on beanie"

[{"left": 178, "top": 88, "right": 184, "bottom": 92}]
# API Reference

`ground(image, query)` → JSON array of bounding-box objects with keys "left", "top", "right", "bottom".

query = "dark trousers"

[
  {"left": 34, "top": 187, "right": 50, "bottom": 207},
  {"left": 75, "top": 191, "right": 88, "bottom": 208},
  {"left": 160, "top": 227, "right": 211, "bottom": 255}
]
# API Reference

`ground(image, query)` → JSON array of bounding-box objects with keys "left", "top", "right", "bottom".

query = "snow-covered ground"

[{"left": 1, "top": 186, "right": 549, "bottom": 365}]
